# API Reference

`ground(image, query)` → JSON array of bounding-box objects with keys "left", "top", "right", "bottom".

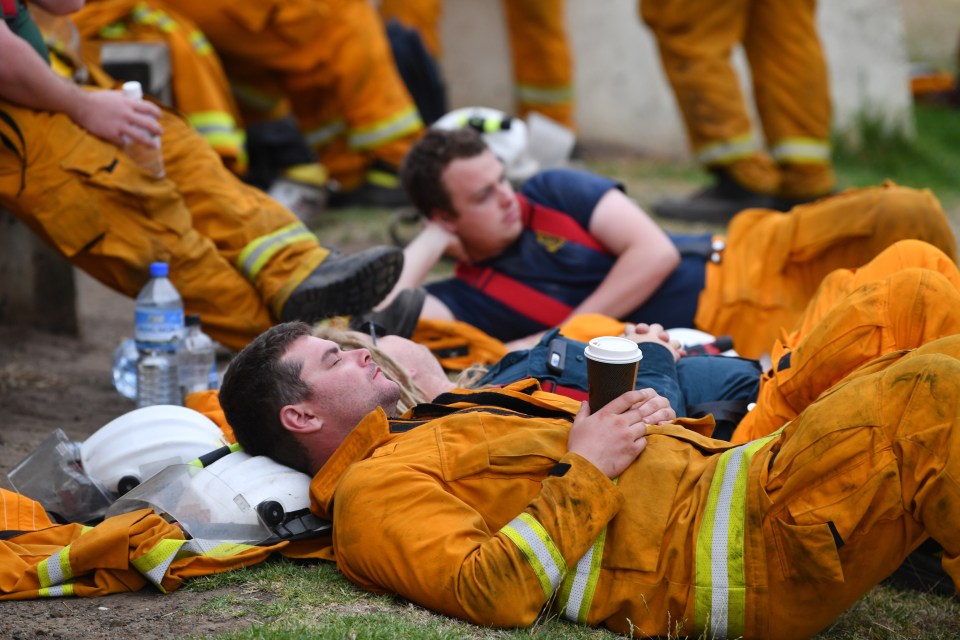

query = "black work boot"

[
  {"left": 349, "top": 287, "right": 427, "bottom": 339},
  {"left": 281, "top": 246, "right": 404, "bottom": 323},
  {"left": 653, "top": 168, "right": 777, "bottom": 223}
]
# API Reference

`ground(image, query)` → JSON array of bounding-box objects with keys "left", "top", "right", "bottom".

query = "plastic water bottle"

[
  {"left": 179, "top": 313, "right": 218, "bottom": 397},
  {"left": 112, "top": 337, "right": 138, "bottom": 400},
  {"left": 120, "top": 81, "right": 165, "bottom": 178},
  {"left": 135, "top": 262, "right": 183, "bottom": 407}
]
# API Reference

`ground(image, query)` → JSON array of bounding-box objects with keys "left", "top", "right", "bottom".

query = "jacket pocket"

[
  {"left": 437, "top": 417, "right": 567, "bottom": 482},
  {"left": 603, "top": 440, "right": 687, "bottom": 573},
  {"left": 26, "top": 136, "right": 118, "bottom": 257},
  {"left": 771, "top": 518, "right": 845, "bottom": 582}
]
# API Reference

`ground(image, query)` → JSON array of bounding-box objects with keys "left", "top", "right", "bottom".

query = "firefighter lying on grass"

[{"left": 218, "top": 320, "right": 960, "bottom": 640}]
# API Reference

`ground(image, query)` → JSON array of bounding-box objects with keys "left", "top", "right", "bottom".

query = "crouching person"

[{"left": 219, "top": 321, "right": 960, "bottom": 639}]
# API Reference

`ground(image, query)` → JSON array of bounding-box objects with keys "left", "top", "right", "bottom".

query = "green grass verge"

[{"left": 183, "top": 557, "right": 960, "bottom": 640}]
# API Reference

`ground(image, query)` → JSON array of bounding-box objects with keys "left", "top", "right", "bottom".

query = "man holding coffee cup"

[{"left": 221, "top": 321, "right": 960, "bottom": 639}]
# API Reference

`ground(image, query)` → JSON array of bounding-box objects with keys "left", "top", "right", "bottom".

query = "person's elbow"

[{"left": 657, "top": 241, "right": 681, "bottom": 273}]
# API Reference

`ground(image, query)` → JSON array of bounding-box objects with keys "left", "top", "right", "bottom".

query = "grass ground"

[{"left": 190, "top": 104, "right": 960, "bottom": 639}]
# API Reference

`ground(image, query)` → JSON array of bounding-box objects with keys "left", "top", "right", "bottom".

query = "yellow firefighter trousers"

[
  {"left": 0, "top": 99, "right": 329, "bottom": 351},
  {"left": 751, "top": 334, "right": 960, "bottom": 637},
  {"left": 163, "top": 0, "right": 423, "bottom": 189},
  {"left": 71, "top": 0, "right": 247, "bottom": 174},
  {"left": 732, "top": 239, "right": 960, "bottom": 443},
  {"left": 695, "top": 183, "right": 957, "bottom": 359},
  {"left": 380, "top": 0, "right": 575, "bottom": 128},
  {"left": 639, "top": 0, "right": 834, "bottom": 197}
]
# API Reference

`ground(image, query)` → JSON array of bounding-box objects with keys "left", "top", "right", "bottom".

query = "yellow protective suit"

[
  {"left": 732, "top": 239, "right": 960, "bottom": 443},
  {"left": 312, "top": 351, "right": 960, "bottom": 638},
  {"left": 162, "top": 0, "right": 423, "bottom": 191},
  {"left": 639, "top": 0, "right": 834, "bottom": 198},
  {"left": 70, "top": 0, "right": 247, "bottom": 174},
  {"left": 0, "top": 98, "right": 330, "bottom": 351},
  {"left": 0, "top": 492, "right": 279, "bottom": 599},
  {"left": 380, "top": 0, "right": 575, "bottom": 129},
  {"left": 695, "top": 182, "right": 957, "bottom": 358}
]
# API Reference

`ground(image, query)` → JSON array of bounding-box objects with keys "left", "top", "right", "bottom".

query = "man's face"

[
  {"left": 283, "top": 335, "right": 401, "bottom": 435},
  {"left": 437, "top": 149, "right": 523, "bottom": 260}
]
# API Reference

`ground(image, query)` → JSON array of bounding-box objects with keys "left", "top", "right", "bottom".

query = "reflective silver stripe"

[
  {"left": 559, "top": 527, "right": 606, "bottom": 623},
  {"left": 500, "top": 512, "right": 566, "bottom": 597},
  {"left": 771, "top": 138, "right": 832, "bottom": 163},
  {"left": 348, "top": 107, "right": 422, "bottom": 150},
  {"left": 694, "top": 435, "right": 776, "bottom": 638},
  {"left": 133, "top": 538, "right": 257, "bottom": 592},
  {"left": 695, "top": 135, "right": 761, "bottom": 166},
  {"left": 39, "top": 547, "right": 69, "bottom": 587},
  {"left": 711, "top": 446, "right": 745, "bottom": 637},
  {"left": 36, "top": 525, "right": 90, "bottom": 596},
  {"left": 305, "top": 120, "right": 347, "bottom": 148},
  {"left": 133, "top": 539, "right": 187, "bottom": 589},
  {"left": 237, "top": 222, "right": 316, "bottom": 282},
  {"left": 516, "top": 83, "right": 573, "bottom": 106}
]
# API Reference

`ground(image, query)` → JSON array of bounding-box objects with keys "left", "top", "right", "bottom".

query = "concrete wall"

[
  {"left": 440, "top": 0, "right": 912, "bottom": 158},
  {"left": 900, "top": 0, "right": 960, "bottom": 69}
]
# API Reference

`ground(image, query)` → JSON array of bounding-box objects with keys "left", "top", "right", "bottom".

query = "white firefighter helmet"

[
  {"left": 432, "top": 106, "right": 539, "bottom": 184},
  {"left": 106, "top": 450, "right": 327, "bottom": 544},
  {"left": 80, "top": 404, "right": 228, "bottom": 498}
]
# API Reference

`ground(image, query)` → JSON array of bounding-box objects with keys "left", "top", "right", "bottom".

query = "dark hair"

[
  {"left": 220, "top": 322, "right": 314, "bottom": 473},
  {"left": 400, "top": 127, "right": 488, "bottom": 218}
]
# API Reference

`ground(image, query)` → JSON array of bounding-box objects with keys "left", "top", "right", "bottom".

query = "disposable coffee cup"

[{"left": 584, "top": 336, "right": 643, "bottom": 412}]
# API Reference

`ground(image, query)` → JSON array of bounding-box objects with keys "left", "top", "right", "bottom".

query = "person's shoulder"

[
  {"left": 521, "top": 168, "right": 624, "bottom": 217},
  {"left": 523, "top": 168, "right": 622, "bottom": 195}
]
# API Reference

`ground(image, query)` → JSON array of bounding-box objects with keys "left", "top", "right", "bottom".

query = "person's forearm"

[
  {"left": 335, "top": 456, "right": 623, "bottom": 627},
  {"left": 0, "top": 26, "right": 93, "bottom": 120},
  {"left": 376, "top": 222, "right": 450, "bottom": 309},
  {"left": 571, "top": 242, "right": 680, "bottom": 319}
]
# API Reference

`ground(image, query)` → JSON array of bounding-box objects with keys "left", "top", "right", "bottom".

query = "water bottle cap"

[
  {"left": 149, "top": 262, "right": 169, "bottom": 277},
  {"left": 121, "top": 81, "right": 144, "bottom": 100},
  {"left": 185, "top": 313, "right": 201, "bottom": 327}
]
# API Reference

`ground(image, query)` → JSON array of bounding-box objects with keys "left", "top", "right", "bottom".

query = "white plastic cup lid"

[{"left": 583, "top": 336, "right": 643, "bottom": 364}]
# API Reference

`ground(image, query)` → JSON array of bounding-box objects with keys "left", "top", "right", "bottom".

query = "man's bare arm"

[
  {"left": 0, "top": 17, "right": 161, "bottom": 146},
  {"left": 572, "top": 189, "right": 680, "bottom": 319}
]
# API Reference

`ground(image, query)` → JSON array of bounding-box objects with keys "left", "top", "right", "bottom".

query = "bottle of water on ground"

[
  {"left": 112, "top": 337, "right": 138, "bottom": 400},
  {"left": 179, "top": 313, "right": 219, "bottom": 397},
  {"left": 120, "top": 81, "right": 165, "bottom": 178},
  {"left": 135, "top": 262, "right": 183, "bottom": 407}
]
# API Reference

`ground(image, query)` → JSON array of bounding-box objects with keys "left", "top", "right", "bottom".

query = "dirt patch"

[
  {"left": 0, "top": 272, "right": 264, "bottom": 638},
  {"left": 0, "top": 588, "right": 265, "bottom": 640}
]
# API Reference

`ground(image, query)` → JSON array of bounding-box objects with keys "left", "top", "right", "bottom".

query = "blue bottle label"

[{"left": 135, "top": 308, "right": 184, "bottom": 349}]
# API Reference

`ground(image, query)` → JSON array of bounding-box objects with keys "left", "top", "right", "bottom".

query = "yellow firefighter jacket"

[
  {"left": 310, "top": 363, "right": 960, "bottom": 639},
  {"left": 0, "top": 492, "right": 280, "bottom": 599}
]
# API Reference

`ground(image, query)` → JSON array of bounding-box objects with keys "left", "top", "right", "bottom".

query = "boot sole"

[{"left": 281, "top": 249, "right": 404, "bottom": 323}]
